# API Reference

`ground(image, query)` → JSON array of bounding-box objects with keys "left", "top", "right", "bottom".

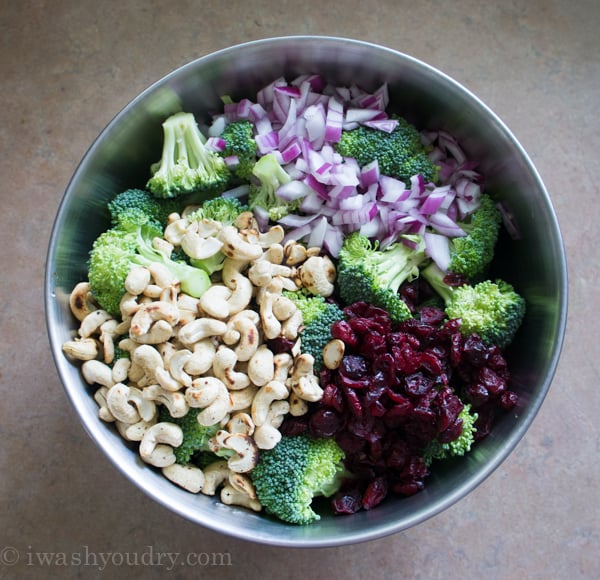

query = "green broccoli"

[
  {"left": 336, "top": 232, "right": 428, "bottom": 323},
  {"left": 423, "top": 403, "right": 478, "bottom": 466},
  {"left": 335, "top": 115, "right": 439, "bottom": 184},
  {"left": 284, "top": 291, "right": 345, "bottom": 371},
  {"left": 448, "top": 194, "right": 502, "bottom": 280},
  {"left": 248, "top": 153, "right": 301, "bottom": 221},
  {"left": 251, "top": 434, "right": 347, "bottom": 525},
  {"left": 185, "top": 196, "right": 248, "bottom": 226},
  {"left": 157, "top": 406, "right": 228, "bottom": 465},
  {"left": 219, "top": 120, "right": 258, "bottom": 183},
  {"left": 147, "top": 112, "right": 230, "bottom": 198},
  {"left": 107, "top": 188, "right": 181, "bottom": 232},
  {"left": 421, "top": 262, "right": 526, "bottom": 348},
  {"left": 88, "top": 221, "right": 211, "bottom": 317}
]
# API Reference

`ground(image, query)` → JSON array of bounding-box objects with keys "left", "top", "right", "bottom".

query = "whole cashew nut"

[
  {"left": 143, "top": 384, "right": 188, "bottom": 418},
  {"left": 69, "top": 282, "right": 97, "bottom": 322},
  {"left": 251, "top": 380, "right": 289, "bottom": 427},
  {"left": 162, "top": 463, "right": 205, "bottom": 493},
  {"left": 178, "top": 318, "right": 227, "bottom": 346},
  {"left": 185, "top": 377, "right": 232, "bottom": 426},
  {"left": 200, "top": 460, "right": 230, "bottom": 496},
  {"left": 247, "top": 345, "right": 275, "bottom": 387},
  {"left": 212, "top": 346, "right": 250, "bottom": 390},
  {"left": 139, "top": 422, "right": 183, "bottom": 467}
]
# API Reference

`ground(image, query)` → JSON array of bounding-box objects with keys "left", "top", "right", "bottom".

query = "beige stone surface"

[{"left": 1, "top": 1, "right": 597, "bottom": 578}]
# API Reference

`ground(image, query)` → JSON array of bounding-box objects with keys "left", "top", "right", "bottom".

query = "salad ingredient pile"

[{"left": 61, "top": 74, "right": 525, "bottom": 525}]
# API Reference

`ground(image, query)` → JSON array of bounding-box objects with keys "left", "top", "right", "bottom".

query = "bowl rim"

[{"left": 45, "top": 35, "right": 568, "bottom": 547}]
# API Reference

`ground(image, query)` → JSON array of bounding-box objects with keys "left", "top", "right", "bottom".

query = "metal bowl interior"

[{"left": 45, "top": 36, "right": 567, "bottom": 547}]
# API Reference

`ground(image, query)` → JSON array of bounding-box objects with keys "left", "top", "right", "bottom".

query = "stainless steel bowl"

[{"left": 45, "top": 36, "right": 567, "bottom": 547}]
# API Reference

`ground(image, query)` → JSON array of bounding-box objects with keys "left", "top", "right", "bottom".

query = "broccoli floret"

[
  {"left": 107, "top": 188, "right": 181, "bottom": 232},
  {"left": 335, "top": 115, "right": 439, "bottom": 184},
  {"left": 147, "top": 112, "right": 230, "bottom": 198},
  {"left": 449, "top": 194, "right": 502, "bottom": 280},
  {"left": 157, "top": 406, "right": 228, "bottom": 465},
  {"left": 423, "top": 404, "right": 478, "bottom": 466},
  {"left": 422, "top": 262, "right": 526, "bottom": 348},
  {"left": 336, "top": 232, "right": 428, "bottom": 323},
  {"left": 88, "top": 222, "right": 211, "bottom": 317},
  {"left": 251, "top": 434, "right": 347, "bottom": 525},
  {"left": 186, "top": 196, "right": 248, "bottom": 226},
  {"left": 219, "top": 120, "right": 258, "bottom": 183},
  {"left": 285, "top": 291, "right": 345, "bottom": 371},
  {"left": 248, "top": 153, "right": 301, "bottom": 221}
]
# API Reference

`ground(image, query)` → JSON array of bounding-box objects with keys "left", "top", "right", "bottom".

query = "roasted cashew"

[
  {"left": 251, "top": 380, "right": 289, "bottom": 427},
  {"left": 79, "top": 310, "right": 113, "bottom": 339},
  {"left": 81, "top": 360, "right": 115, "bottom": 388},
  {"left": 162, "top": 463, "right": 205, "bottom": 493},
  {"left": 167, "top": 349, "right": 193, "bottom": 387},
  {"left": 283, "top": 241, "right": 308, "bottom": 266},
  {"left": 93, "top": 387, "right": 115, "bottom": 422},
  {"left": 229, "top": 385, "right": 258, "bottom": 412},
  {"left": 130, "top": 301, "right": 179, "bottom": 337},
  {"left": 185, "top": 376, "right": 232, "bottom": 426},
  {"left": 178, "top": 318, "right": 227, "bottom": 346},
  {"left": 131, "top": 320, "right": 174, "bottom": 344},
  {"left": 218, "top": 226, "right": 263, "bottom": 261},
  {"left": 221, "top": 259, "right": 254, "bottom": 315},
  {"left": 247, "top": 260, "right": 292, "bottom": 287},
  {"left": 116, "top": 416, "right": 157, "bottom": 442},
  {"left": 298, "top": 255, "right": 336, "bottom": 297},
  {"left": 247, "top": 344, "right": 274, "bottom": 387},
  {"left": 212, "top": 346, "right": 250, "bottom": 390},
  {"left": 288, "top": 391, "right": 309, "bottom": 416},
  {"left": 131, "top": 344, "right": 164, "bottom": 385},
  {"left": 139, "top": 422, "right": 183, "bottom": 467},
  {"left": 221, "top": 471, "right": 262, "bottom": 512},
  {"left": 62, "top": 337, "right": 99, "bottom": 361},
  {"left": 322, "top": 338, "right": 345, "bottom": 370},
  {"left": 143, "top": 384, "right": 188, "bottom": 418},
  {"left": 111, "top": 357, "right": 131, "bottom": 384},
  {"left": 201, "top": 460, "right": 230, "bottom": 496},
  {"left": 226, "top": 412, "right": 255, "bottom": 436},
  {"left": 124, "top": 266, "right": 151, "bottom": 296},
  {"left": 273, "top": 352, "right": 294, "bottom": 382},
  {"left": 253, "top": 400, "right": 290, "bottom": 450},
  {"left": 222, "top": 433, "right": 259, "bottom": 473},
  {"left": 198, "top": 284, "right": 233, "bottom": 319},
  {"left": 107, "top": 383, "right": 156, "bottom": 424},
  {"left": 163, "top": 217, "right": 189, "bottom": 246},
  {"left": 287, "top": 353, "right": 323, "bottom": 402},
  {"left": 259, "top": 292, "right": 281, "bottom": 340},
  {"left": 69, "top": 282, "right": 97, "bottom": 322},
  {"left": 181, "top": 230, "right": 223, "bottom": 260},
  {"left": 281, "top": 308, "right": 303, "bottom": 340},
  {"left": 184, "top": 339, "right": 216, "bottom": 376}
]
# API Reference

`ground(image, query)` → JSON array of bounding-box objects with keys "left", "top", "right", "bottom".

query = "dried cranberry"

[
  {"left": 362, "top": 476, "right": 389, "bottom": 510},
  {"left": 309, "top": 408, "right": 342, "bottom": 438},
  {"left": 419, "top": 306, "right": 446, "bottom": 326},
  {"left": 404, "top": 372, "right": 434, "bottom": 397},
  {"left": 434, "top": 389, "right": 464, "bottom": 433},
  {"left": 342, "top": 386, "right": 363, "bottom": 417},
  {"left": 438, "top": 416, "right": 464, "bottom": 443},
  {"left": 331, "top": 487, "right": 363, "bottom": 515},
  {"left": 266, "top": 336, "right": 295, "bottom": 354},
  {"left": 330, "top": 319, "right": 359, "bottom": 347},
  {"left": 462, "top": 334, "right": 489, "bottom": 366},
  {"left": 478, "top": 366, "right": 507, "bottom": 396},
  {"left": 465, "top": 382, "right": 490, "bottom": 406},
  {"left": 280, "top": 416, "right": 308, "bottom": 437},
  {"left": 321, "top": 383, "right": 345, "bottom": 413},
  {"left": 500, "top": 390, "right": 519, "bottom": 410}
]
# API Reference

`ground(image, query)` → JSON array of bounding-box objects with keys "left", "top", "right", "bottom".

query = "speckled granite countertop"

[{"left": 1, "top": 1, "right": 597, "bottom": 578}]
